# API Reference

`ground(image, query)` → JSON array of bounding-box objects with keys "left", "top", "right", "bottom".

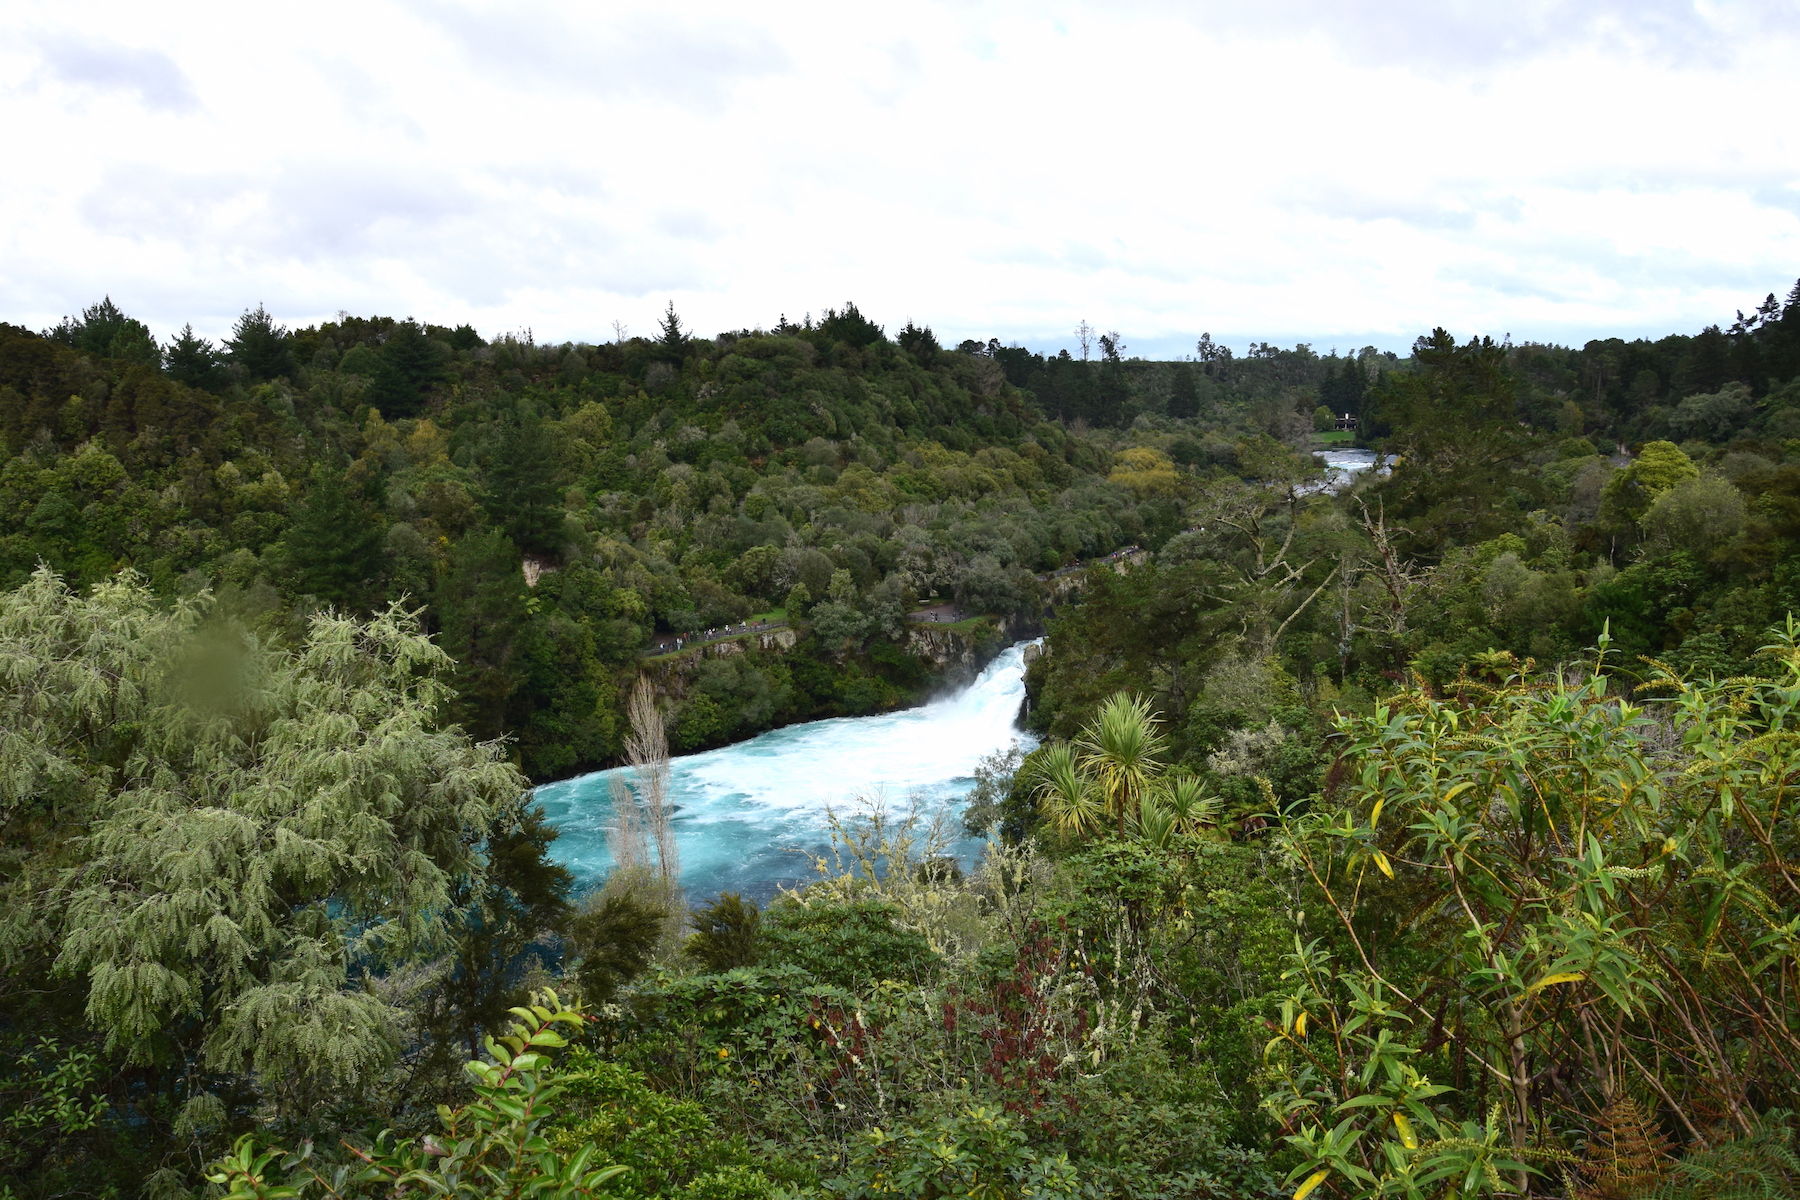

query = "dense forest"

[
  {"left": 1, "top": 299, "right": 1178, "bottom": 778},
  {"left": 6, "top": 282, "right": 1800, "bottom": 1198}
]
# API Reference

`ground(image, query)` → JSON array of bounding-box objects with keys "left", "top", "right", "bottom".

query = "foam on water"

[
  {"left": 1318, "top": 446, "right": 1377, "bottom": 475},
  {"left": 534, "top": 641, "right": 1039, "bottom": 902},
  {"left": 1301, "top": 446, "right": 1379, "bottom": 494}
]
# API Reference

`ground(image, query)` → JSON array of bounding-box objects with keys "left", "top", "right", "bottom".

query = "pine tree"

[
  {"left": 818, "top": 301, "right": 885, "bottom": 348},
  {"left": 1766, "top": 276, "right": 1800, "bottom": 385},
  {"left": 1319, "top": 353, "right": 1367, "bottom": 419},
  {"left": 484, "top": 408, "right": 562, "bottom": 556},
  {"left": 163, "top": 323, "right": 225, "bottom": 390},
  {"left": 225, "top": 303, "right": 295, "bottom": 381},
  {"left": 1094, "top": 339, "right": 1128, "bottom": 426},
  {"left": 657, "top": 301, "right": 686, "bottom": 362},
  {"left": 416, "top": 799, "right": 572, "bottom": 1065},
  {"left": 1368, "top": 329, "right": 1535, "bottom": 554},
  {"left": 685, "top": 892, "right": 761, "bottom": 971},
  {"left": 898, "top": 320, "right": 940, "bottom": 364},
  {"left": 564, "top": 891, "right": 666, "bottom": 1003},
  {"left": 434, "top": 528, "right": 530, "bottom": 739},
  {"left": 365, "top": 318, "right": 447, "bottom": 417},
  {"left": 1167, "top": 362, "right": 1200, "bottom": 419},
  {"left": 284, "top": 468, "right": 385, "bottom": 608},
  {"left": 45, "top": 296, "right": 160, "bottom": 366}
]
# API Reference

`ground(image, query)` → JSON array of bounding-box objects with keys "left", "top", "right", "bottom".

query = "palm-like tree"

[
  {"left": 1031, "top": 693, "right": 1224, "bottom": 846},
  {"left": 1074, "top": 692, "right": 1169, "bottom": 834},
  {"left": 1027, "top": 742, "right": 1105, "bottom": 838},
  {"left": 1135, "top": 774, "right": 1223, "bottom": 848}
]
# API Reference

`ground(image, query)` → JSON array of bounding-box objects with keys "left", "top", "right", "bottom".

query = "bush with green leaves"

[
  {"left": 760, "top": 897, "right": 941, "bottom": 990},
  {"left": 550, "top": 1049, "right": 775, "bottom": 1200},
  {"left": 1266, "top": 624, "right": 1800, "bottom": 1196},
  {"left": 686, "top": 892, "right": 763, "bottom": 972},
  {"left": 565, "top": 889, "right": 668, "bottom": 1004},
  {"left": 821, "top": 1105, "right": 1081, "bottom": 1200},
  {"left": 208, "top": 993, "right": 628, "bottom": 1198}
]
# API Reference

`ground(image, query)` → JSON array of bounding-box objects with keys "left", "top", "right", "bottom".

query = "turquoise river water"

[{"left": 534, "top": 641, "right": 1039, "bottom": 902}]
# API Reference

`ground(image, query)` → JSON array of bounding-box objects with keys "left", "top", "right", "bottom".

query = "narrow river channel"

[{"left": 534, "top": 641, "right": 1039, "bottom": 902}]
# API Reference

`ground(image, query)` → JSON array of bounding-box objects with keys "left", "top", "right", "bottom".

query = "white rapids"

[
  {"left": 1301, "top": 446, "right": 1379, "bottom": 494},
  {"left": 1319, "top": 446, "right": 1377, "bottom": 481},
  {"left": 534, "top": 641, "right": 1040, "bottom": 902}
]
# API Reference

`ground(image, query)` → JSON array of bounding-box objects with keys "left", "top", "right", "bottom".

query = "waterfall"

[{"left": 534, "top": 641, "right": 1039, "bottom": 901}]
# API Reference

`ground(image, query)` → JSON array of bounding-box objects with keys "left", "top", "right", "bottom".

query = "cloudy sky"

[{"left": 4, "top": 0, "right": 1798, "bottom": 358}]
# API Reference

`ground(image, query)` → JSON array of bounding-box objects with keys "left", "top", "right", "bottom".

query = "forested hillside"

[
  {"left": 0, "top": 301, "right": 1178, "bottom": 779},
  {"left": 1027, "top": 286, "right": 1800, "bottom": 811},
  {"left": 7, "top": 283, "right": 1800, "bottom": 1199}
]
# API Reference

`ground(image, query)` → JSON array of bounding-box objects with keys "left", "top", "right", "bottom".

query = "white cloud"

[
  {"left": 26, "top": 32, "right": 199, "bottom": 112},
  {"left": 3, "top": 0, "right": 1798, "bottom": 358}
]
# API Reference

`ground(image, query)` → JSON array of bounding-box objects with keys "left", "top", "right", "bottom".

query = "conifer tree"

[
  {"left": 365, "top": 318, "right": 446, "bottom": 417},
  {"left": 225, "top": 303, "right": 295, "bottom": 381},
  {"left": 897, "top": 320, "right": 940, "bottom": 364},
  {"left": 163, "top": 322, "right": 225, "bottom": 390},
  {"left": 433, "top": 527, "right": 531, "bottom": 739},
  {"left": 416, "top": 799, "right": 573, "bottom": 1066},
  {"left": 1167, "top": 362, "right": 1199, "bottom": 419},
  {"left": 1319, "top": 352, "right": 1367, "bottom": 419},
  {"left": 684, "top": 892, "right": 761, "bottom": 971},
  {"left": 283, "top": 467, "right": 386, "bottom": 609},
  {"left": 1367, "top": 328, "right": 1537, "bottom": 555},
  {"left": 818, "top": 301, "right": 885, "bottom": 348},
  {"left": 484, "top": 407, "right": 562, "bottom": 556},
  {"left": 656, "top": 301, "right": 686, "bottom": 362},
  {"left": 45, "top": 296, "right": 160, "bottom": 366}
]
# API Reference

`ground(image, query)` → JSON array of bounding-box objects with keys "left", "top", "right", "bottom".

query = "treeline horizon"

[{"left": 42, "top": 279, "right": 1800, "bottom": 431}]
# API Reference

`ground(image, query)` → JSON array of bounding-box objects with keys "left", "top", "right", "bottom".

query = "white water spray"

[{"left": 534, "top": 641, "right": 1039, "bottom": 901}]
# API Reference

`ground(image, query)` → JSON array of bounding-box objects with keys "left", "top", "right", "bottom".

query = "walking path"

[
  {"left": 907, "top": 603, "right": 971, "bottom": 624},
  {"left": 643, "top": 618, "right": 786, "bottom": 658},
  {"left": 1039, "top": 545, "right": 1141, "bottom": 581}
]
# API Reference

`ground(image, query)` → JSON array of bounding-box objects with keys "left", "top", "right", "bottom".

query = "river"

[
  {"left": 1306, "top": 445, "right": 1378, "bottom": 493},
  {"left": 534, "top": 641, "right": 1039, "bottom": 902}
]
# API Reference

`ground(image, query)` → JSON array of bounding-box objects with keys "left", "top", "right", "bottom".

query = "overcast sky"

[{"left": 4, "top": 0, "right": 1799, "bottom": 359}]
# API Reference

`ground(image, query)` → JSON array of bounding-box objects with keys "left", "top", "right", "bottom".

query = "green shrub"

[{"left": 760, "top": 897, "right": 940, "bottom": 989}]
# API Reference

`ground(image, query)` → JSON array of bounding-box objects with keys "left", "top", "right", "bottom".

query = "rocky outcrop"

[
  {"left": 642, "top": 614, "right": 1037, "bottom": 706},
  {"left": 637, "top": 627, "right": 796, "bottom": 698},
  {"left": 905, "top": 624, "right": 984, "bottom": 669},
  {"left": 1039, "top": 549, "right": 1146, "bottom": 601},
  {"left": 907, "top": 613, "right": 1041, "bottom": 693},
  {"left": 757, "top": 627, "right": 797, "bottom": 652}
]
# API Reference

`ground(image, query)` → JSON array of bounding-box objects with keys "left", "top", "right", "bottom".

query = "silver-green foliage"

[{"left": 0, "top": 567, "right": 523, "bottom": 1097}]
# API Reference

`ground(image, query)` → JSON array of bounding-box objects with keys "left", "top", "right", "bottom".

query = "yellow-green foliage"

[
  {"left": 552, "top": 1049, "right": 774, "bottom": 1200},
  {"left": 1267, "top": 623, "right": 1800, "bottom": 1198},
  {"left": 1107, "top": 447, "right": 1183, "bottom": 497}
]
